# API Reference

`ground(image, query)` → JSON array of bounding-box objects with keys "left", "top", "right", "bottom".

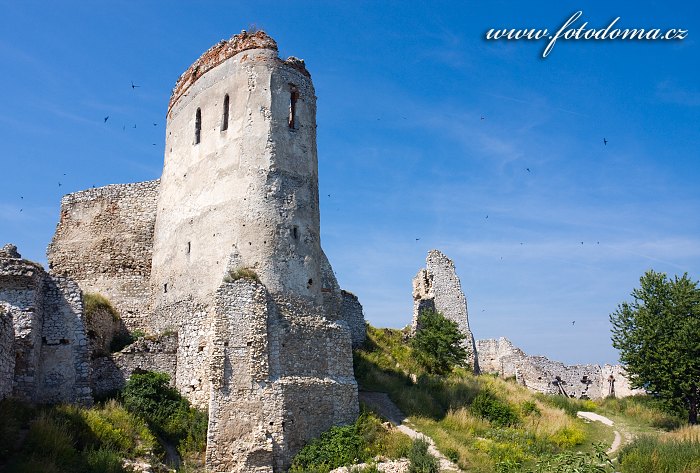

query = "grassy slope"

[{"left": 354, "top": 324, "right": 690, "bottom": 473}]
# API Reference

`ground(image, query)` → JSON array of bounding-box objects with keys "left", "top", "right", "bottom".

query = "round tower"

[{"left": 150, "top": 31, "right": 324, "bottom": 320}]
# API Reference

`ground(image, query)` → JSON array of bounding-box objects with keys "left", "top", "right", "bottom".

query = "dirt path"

[
  {"left": 360, "top": 391, "right": 462, "bottom": 472},
  {"left": 577, "top": 411, "right": 627, "bottom": 455}
]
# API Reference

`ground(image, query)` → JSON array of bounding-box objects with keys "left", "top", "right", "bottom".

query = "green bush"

[
  {"left": 470, "top": 392, "right": 521, "bottom": 427},
  {"left": 121, "top": 371, "right": 208, "bottom": 460},
  {"left": 411, "top": 309, "right": 467, "bottom": 375},
  {"left": 617, "top": 436, "right": 700, "bottom": 473},
  {"left": 407, "top": 437, "right": 439, "bottom": 473},
  {"left": 290, "top": 411, "right": 412, "bottom": 472}
]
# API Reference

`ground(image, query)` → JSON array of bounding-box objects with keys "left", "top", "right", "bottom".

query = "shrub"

[
  {"left": 83, "top": 292, "right": 119, "bottom": 322},
  {"left": 407, "top": 437, "right": 439, "bottom": 473},
  {"left": 121, "top": 371, "right": 208, "bottom": 460},
  {"left": 521, "top": 400, "right": 541, "bottom": 417},
  {"left": 411, "top": 309, "right": 467, "bottom": 375},
  {"left": 289, "top": 424, "right": 365, "bottom": 472},
  {"left": 470, "top": 392, "right": 521, "bottom": 427},
  {"left": 223, "top": 267, "right": 260, "bottom": 283}
]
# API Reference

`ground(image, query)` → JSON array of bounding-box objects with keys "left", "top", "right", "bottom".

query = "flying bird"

[
  {"left": 104, "top": 116, "right": 109, "bottom": 123},
  {"left": 416, "top": 238, "right": 420, "bottom": 241},
  {"left": 572, "top": 321, "right": 576, "bottom": 325},
  {"left": 58, "top": 182, "right": 62, "bottom": 187},
  {"left": 153, "top": 122, "right": 158, "bottom": 126},
  {"left": 133, "top": 124, "right": 137, "bottom": 129},
  {"left": 526, "top": 168, "right": 531, "bottom": 173},
  {"left": 131, "top": 81, "right": 140, "bottom": 89},
  {"left": 603, "top": 138, "right": 608, "bottom": 145},
  {"left": 481, "top": 116, "right": 486, "bottom": 120}
]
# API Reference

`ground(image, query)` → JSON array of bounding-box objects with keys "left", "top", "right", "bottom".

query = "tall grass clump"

[
  {"left": 223, "top": 267, "right": 260, "bottom": 283},
  {"left": 407, "top": 437, "right": 439, "bottom": 473},
  {"left": 83, "top": 292, "right": 119, "bottom": 322},
  {"left": 598, "top": 395, "right": 685, "bottom": 431},
  {"left": 617, "top": 435, "right": 700, "bottom": 473}
]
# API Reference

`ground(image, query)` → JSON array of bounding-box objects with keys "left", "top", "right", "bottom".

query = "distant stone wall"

[
  {"left": 412, "top": 250, "right": 479, "bottom": 372},
  {"left": 340, "top": 291, "right": 365, "bottom": 348},
  {"left": 0, "top": 246, "right": 92, "bottom": 405},
  {"left": 476, "top": 337, "right": 526, "bottom": 377},
  {"left": 91, "top": 333, "right": 178, "bottom": 398},
  {"left": 206, "top": 279, "right": 358, "bottom": 472},
  {"left": 47, "top": 180, "right": 160, "bottom": 329},
  {"left": 476, "top": 337, "right": 644, "bottom": 399}
]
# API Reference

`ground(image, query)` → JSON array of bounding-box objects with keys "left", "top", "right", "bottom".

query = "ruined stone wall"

[
  {"left": 476, "top": 337, "right": 644, "bottom": 399},
  {"left": 412, "top": 250, "right": 479, "bottom": 372},
  {"left": 206, "top": 279, "right": 358, "bottom": 472},
  {"left": 476, "top": 337, "right": 526, "bottom": 377},
  {"left": 0, "top": 246, "right": 91, "bottom": 405},
  {"left": 91, "top": 334, "right": 178, "bottom": 398},
  {"left": 340, "top": 290, "right": 366, "bottom": 348},
  {"left": 0, "top": 304, "right": 14, "bottom": 400},
  {"left": 47, "top": 180, "right": 159, "bottom": 330}
]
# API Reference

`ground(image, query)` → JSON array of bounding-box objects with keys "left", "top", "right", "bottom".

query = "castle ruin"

[
  {"left": 412, "top": 250, "right": 479, "bottom": 373},
  {"left": 2, "top": 31, "right": 363, "bottom": 472}
]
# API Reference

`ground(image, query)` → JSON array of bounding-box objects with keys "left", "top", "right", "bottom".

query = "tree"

[
  {"left": 610, "top": 270, "right": 700, "bottom": 424},
  {"left": 411, "top": 309, "right": 467, "bottom": 375}
]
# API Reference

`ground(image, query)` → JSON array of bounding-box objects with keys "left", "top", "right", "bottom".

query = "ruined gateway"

[{"left": 0, "top": 31, "right": 366, "bottom": 472}]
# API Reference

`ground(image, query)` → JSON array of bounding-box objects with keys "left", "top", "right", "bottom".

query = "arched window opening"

[
  {"left": 194, "top": 108, "right": 202, "bottom": 144},
  {"left": 288, "top": 85, "right": 299, "bottom": 129},
  {"left": 222, "top": 95, "right": 229, "bottom": 131}
]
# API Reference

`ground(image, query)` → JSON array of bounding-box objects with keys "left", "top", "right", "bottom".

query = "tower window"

[
  {"left": 187, "top": 241, "right": 191, "bottom": 254},
  {"left": 164, "top": 283, "right": 168, "bottom": 293},
  {"left": 222, "top": 94, "right": 229, "bottom": 131},
  {"left": 288, "top": 85, "right": 299, "bottom": 129},
  {"left": 292, "top": 226, "right": 299, "bottom": 240},
  {"left": 194, "top": 108, "right": 202, "bottom": 144}
]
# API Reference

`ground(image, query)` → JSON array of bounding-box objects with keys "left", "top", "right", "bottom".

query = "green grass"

[
  {"left": 617, "top": 435, "right": 700, "bottom": 473},
  {"left": 353, "top": 324, "right": 685, "bottom": 472},
  {"left": 289, "top": 409, "right": 412, "bottom": 472},
  {"left": 0, "top": 398, "right": 157, "bottom": 473},
  {"left": 0, "top": 374, "right": 206, "bottom": 472}
]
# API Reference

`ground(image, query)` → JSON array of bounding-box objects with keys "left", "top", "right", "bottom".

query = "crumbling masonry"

[
  {"left": 1, "top": 31, "right": 363, "bottom": 472},
  {"left": 412, "top": 250, "right": 479, "bottom": 373}
]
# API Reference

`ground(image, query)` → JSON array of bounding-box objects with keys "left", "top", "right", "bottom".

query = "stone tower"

[
  {"left": 43, "top": 30, "right": 361, "bottom": 472},
  {"left": 149, "top": 31, "right": 358, "bottom": 472},
  {"left": 151, "top": 31, "right": 325, "bottom": 317}
]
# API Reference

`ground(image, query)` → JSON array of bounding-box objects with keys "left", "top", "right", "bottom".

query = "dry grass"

[{"left": 662, "top": 424, "right": 700, "bottom": 443}]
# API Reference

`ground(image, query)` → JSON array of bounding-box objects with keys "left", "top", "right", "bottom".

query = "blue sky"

[{"left": 1, "top": 1, "right": 698, "bottom": 365}]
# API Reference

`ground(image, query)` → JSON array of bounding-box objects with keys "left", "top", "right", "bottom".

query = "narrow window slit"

[
  {"left": 187, "top": 241, "right": 191, "bottom": 254},
  {"left": 194, "top": 108, "right": 202, "bottom": 144},
  {"left": 164, "top": 283, "right": 168, "bottom": 293},
  {"left": 288, "top": 85, "right": 299, "bottom": 129},
  {"left": 222, "top": 94, "right": 229, "bottom": 131}
]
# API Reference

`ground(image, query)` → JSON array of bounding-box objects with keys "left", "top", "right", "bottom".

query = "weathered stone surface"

[
  {"left": 340, "top": 290, "right": 366, "bottom": 348},
  {"left": 91, "top": 333, "right": 178, "bottom": 398},
  {"left": 476, "top": 337, "right": 644, "bottom": 399},
  {"left": 47, "top": 180, "right": 159, "bottom": 329},
  {"left": 206, "top": 279, "right": 358, "bottom": 472},
  {"left": 0, "top": 245, "right": 92, "bottom": 405},
  {"left": 412, "top": 250, "right": 479, "bottom": 373}
]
